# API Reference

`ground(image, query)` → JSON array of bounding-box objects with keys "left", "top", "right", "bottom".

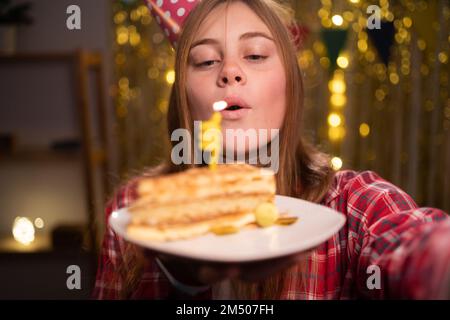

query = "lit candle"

[{"left": 199, "top": 101, "right": 227, "bottom": 170}]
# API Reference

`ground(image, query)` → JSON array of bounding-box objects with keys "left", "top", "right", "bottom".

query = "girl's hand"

[{"left": 144, "top": 248, "right": 313, "bottom": 287}]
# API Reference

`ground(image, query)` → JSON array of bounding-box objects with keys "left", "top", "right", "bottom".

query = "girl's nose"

[{"left": 217, "top": 61, "right": 246, "bottom": 87}]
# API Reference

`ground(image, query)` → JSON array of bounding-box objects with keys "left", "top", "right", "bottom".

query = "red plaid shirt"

[{"left": 92, "top": 169, "right": 450, "bottom": 299}]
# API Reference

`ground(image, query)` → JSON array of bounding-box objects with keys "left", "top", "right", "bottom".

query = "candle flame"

[{"left": 213, "top": 100, "right": 228, "bottom": 112}]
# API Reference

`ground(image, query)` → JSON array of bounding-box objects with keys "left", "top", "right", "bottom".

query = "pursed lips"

[{"left": 220, "top": 96, "right": 251, "bottom": 120}]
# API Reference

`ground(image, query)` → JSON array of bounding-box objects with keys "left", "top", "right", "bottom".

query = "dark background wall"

[{"left": 0, "top": 0, "right": 114, "bottom": 299}]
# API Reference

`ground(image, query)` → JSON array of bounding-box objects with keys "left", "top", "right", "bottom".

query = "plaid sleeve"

[
  {"left": 344, "top": 171, "right": 450, "bottom": 299},
  {"left": 91, "top": 184, "right": 132, "bottom": 299}
]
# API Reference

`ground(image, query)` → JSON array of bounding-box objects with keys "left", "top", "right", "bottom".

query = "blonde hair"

[{"left": 117, "top": 0, "right": 335, "bottom": 299}]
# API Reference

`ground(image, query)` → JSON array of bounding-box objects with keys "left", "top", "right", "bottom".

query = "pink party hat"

[
  {"left": 144, "top": 0, "right": 200, "bottom": 49},
  {"left": 145, "top": 0, "right": 306, "bottom": 51}
]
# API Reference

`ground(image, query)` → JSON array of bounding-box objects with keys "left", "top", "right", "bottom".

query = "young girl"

[{"left": 93, "top": 0, "right": 450, "bottom": 299}]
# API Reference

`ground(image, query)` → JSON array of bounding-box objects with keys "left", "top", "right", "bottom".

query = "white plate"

[{"left": 109, "top": 195, "right": 346, "bottom": 263}]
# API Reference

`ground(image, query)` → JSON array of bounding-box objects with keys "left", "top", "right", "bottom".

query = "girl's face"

[{"left": 186, "top": 1, "right": 286, "bottom": 151}]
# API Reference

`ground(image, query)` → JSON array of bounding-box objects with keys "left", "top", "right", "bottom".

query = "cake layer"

[
  {"left": 127, "top": 211, "right": 256, "bottom": 242},
  {"left": 132, "top": 164, "right": 275, "bottom": 207},
  {"left": 130, "top": 193, "right": 274, "bottom": 226}
]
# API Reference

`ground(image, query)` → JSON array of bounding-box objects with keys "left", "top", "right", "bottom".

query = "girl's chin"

[
  {"left": 222, "top": 136, "right": 259, "bottom": 153},
  {"left": 221, "top": 129, "right": 273, "bottom": 145}
]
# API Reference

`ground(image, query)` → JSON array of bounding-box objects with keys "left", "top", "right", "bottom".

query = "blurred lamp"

[
  {"left": 34, "top": 217, "right": 45, "bottom": 229},
  {"left": 12, "top": 217, "right": 35, "bottom": 245}
]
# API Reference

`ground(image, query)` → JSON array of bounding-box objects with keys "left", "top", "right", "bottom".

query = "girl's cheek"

[
  {"left": 265, "top": 71, "right": 286, "bottom": 127},
  {"left": 187, "top": 91, "right": 209, "bottom": 121}
]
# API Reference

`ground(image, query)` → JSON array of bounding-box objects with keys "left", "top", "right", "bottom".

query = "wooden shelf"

[{"left": 0, "top": 49, "right": 111, "bottom": 254}]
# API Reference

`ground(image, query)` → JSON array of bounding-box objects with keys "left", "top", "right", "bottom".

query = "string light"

[
  {"left": 343, "top": 11, "right": 354, "bottom": 22},
  {"left": 402, "top": 17, "right": 412, "bottom": 28},
  {"left": 337, "top": 55, "right": 349, "bottom": 69},
  {"left": 165, "top": 70, "right": 175, "bottom": 84},
  {"left": 330, "top": 93, "right": 347, "bottom": 107},
  {"left": 119, "top": 77, "right": 129, "bottom": 87},
  {"left": 365, "top": 50, "right": 375, "bottom": 62},
  {"left": 389, "top": 73, "right": 399, "bottom": 85},
  {"left": 357, "top": 39, "right": 368, "bottom": 52},
  {"left": 116, "top": 26, "right": 129, "bottom": 45},
  {"left": 114, "top": 11, "right": 127, "bottom": 24},
  {"left": 327, "top": 70, "right": 347, "bottom": 145},
  {"left": 415, "top": 39, "right": 426, "bottom": 51},
  {"left": 438, "top": 52, "right": 448, "bottom": 64},
  {"left": 331, "top": 157, "right": 343, "bottom": 170},
  {"left": 328, "top": 127, "right": 346, "bottom": 141},
  {"left": 375, "top": 88, "right": 386, "bottom": 101},
  {"left": 147, "top": 67, "right": 159, "bottom": 79},
  {"left": 130, "top": 9, "right": 140, "bottom": 22},
  {"left": 328, "top": 112, "right": 343, "bottom": 127},
  {"left": 129, "top": 31, "right": 141, "bottom": 46},
  {"left": 331, "top": 14, "right": 344, "bottom": 26},
  {"left": 359, "top": 123, "right": 370, "bottom": 137},
  {"left": 328, "top": 78, "right": 346, "bottom": 94}
]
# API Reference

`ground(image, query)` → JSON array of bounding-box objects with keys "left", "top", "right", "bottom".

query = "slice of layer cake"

[{"left": 126, "top": 163, "right": 276, "bottom": 241}]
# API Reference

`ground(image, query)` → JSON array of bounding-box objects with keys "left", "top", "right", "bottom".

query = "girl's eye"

[
  {"left": 196, "top": 60, "right": 217, "bottom": 67},
  {"left": 195, "top": 55, "right": 267, "bottom": 68},
  {"left": 246, "top": 55, "right": 267, "bottom": 61}
]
